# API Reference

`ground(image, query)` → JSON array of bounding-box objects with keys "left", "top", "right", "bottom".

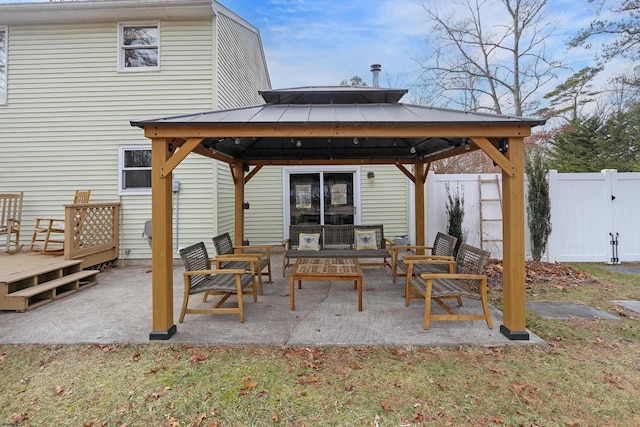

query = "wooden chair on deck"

[
  {"left": 29, "top": 190, "right": 91, "bottom": 254},
  {"left": 0, "top": 192, "right": 24, "bottom": 254},
  {"left": 179, "top": 242, "right": 258, "bottom": 323},
  {"left": 212, "top": 232, "right": 273, "bottom": 294}
]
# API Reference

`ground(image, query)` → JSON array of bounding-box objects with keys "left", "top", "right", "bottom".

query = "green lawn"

[{"left": 1, "top": 263, "right": 639, "bottom": 426}]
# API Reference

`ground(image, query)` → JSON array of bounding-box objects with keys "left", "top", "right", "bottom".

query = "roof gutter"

[{"left": 0, "top": 0, "right": 213, "bottom": 25}]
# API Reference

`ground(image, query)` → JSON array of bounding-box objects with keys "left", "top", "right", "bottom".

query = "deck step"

[
  {"left": 9, "top": 270, "right": 98, "bottom": 298},
  {"left": 1, "top": 259, "right": 99, "bottom": 312}
]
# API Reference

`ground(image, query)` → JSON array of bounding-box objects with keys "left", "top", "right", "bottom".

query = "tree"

[
  {"left": 340, "top": 76, "right": 368, "bottom": 87},
  {"left": 547, "top": 115, "right": 608, "bottom": 172},
  {"left": 537, "top": 66, "right": 602, "bottom": 122},
  {"left": 524, "top": 146, "right": 551, "bottom": 261},
  {"left": 416, "top": 0, "right": 562, "bottom": 116},
  {"left": 569, "top": 0, "right": 640, "bottom": 63},
  {"left": 547, "top": 108, "right": 640, "bottom": 172}
]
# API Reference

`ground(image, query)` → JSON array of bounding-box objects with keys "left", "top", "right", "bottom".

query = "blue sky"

[
  {"left": 1, "top": 0, "right": 630, "bottom": 110},
  {"left": 218, "top": 0, "right": 618, "bottom": 90}
]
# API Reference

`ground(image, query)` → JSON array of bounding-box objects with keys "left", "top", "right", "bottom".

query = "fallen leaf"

[
  {"left": 11, "top": 413, "right": 29, "bottom": 423},
  {"left": 189, "top": 350, "right": 210, "bottom": 365},
  {"left": 54, "top": 385, "right": 72, "bottom": 396},
  {"left": 380, "top": 401, "right": 392, "bottom": 411},
  {"left": 196, "top": 412, "right": 207, "bottom": 425},
  {"left": 147, "top": 386, "right": 170, "bottom": 400}
]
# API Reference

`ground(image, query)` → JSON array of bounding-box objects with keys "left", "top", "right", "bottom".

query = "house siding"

[
  {"left": 0, "top": 14, "right": 268, "bottom": 259},
  {"left": 213, "top": 9, "right": 270, "bottom": 245},
  {"left": 360, "top": 165, "right": 409, "bottom": 239},
  {"left": 244, "top": 167, "right": 285, "bottom": 245},
  {"left": 216, "top": 11, "right": 270, "bottom": 109}
]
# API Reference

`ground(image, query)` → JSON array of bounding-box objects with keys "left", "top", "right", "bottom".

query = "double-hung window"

[
  {"left": 0, "top": 27, "right": 6, "bottom": 105},
  {"left": 119, "top": 146, "right": 152, "bottom": 195},
  {"left": 118, "top": 23, "right": 159, "bottom": 71}
]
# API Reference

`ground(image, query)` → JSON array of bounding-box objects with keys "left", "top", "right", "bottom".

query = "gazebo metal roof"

[{"left": 131, "top": 86, "right": 544, "bottom": 163}]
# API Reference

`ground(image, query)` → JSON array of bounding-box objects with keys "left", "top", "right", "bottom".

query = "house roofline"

[{"left": 0, "top": 0, "right": 214, "bottom": 25}]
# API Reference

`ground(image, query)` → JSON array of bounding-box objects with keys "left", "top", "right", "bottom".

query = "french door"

[{"left": 284, "top": 167, "right": 360, "bottom": 230}]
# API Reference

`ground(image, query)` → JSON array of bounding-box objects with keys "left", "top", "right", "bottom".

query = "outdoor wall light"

[
  {"left": 234, "top": 137, "right": 241, "bottom": 145},
  {"left": 296, "top": 139, "right": 302, "bottom": 148},
  {"left": 353, "top": 137, "right": 359, "bottom": 145},
  {"left": 410, "top": 146, "right": 416, "bottom": 154},
  {"left": 498, "top": 138, "right": 508, "bottom": 153},
  {"left": 465, "top": 142, "right": 471, "bottom": 151},
  {"left": 367, "top": 171, "right": 375, "bottom": 183}
]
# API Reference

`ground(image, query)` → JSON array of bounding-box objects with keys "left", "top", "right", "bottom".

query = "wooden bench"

[
  {"left": 0, "top": 192, "right": 23, "bottom": 254},
  {"left": 406, "top": 243, "right": 493, "bottom": 330},
  {"left": 282, "top": 224, "right": 393, "bottom": 276}
]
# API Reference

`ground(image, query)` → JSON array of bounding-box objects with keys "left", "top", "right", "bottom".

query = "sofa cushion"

[
  {"left": 298, "top": 233, "right": 321, "bottom": 251},
  {"left": 354, "top": 229, "right": 377, "bottom": 250}
]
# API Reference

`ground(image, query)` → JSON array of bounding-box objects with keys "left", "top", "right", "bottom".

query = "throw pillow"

[
  {"left": 355, "top": 230, "right": 378, "bottom": 250},
  {"left": 298, "top": 233, "right": 321, "bottom": 251}
]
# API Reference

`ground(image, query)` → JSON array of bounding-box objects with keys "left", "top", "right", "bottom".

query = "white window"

[
  {"left": 119, "top": 146, "right": 152, "bottom": 195},
  {"left": 0, "top": 27, "right": 7, "bottom": 105},
  {"left": 118, "top": 23, "right": 159, "bottom": 71}
]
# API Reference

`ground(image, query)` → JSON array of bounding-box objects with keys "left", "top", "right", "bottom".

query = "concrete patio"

[{"left": 0, "top": 252, "right": 547, "bottom": 347}]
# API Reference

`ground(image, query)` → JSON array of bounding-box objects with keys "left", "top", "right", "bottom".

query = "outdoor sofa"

[{"left": 282, "top": 224, "right": 393, "bottom": 275}]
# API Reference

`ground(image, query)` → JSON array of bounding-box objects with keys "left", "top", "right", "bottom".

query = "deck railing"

[{"left": 64, "top": 202, "right": 120, "bottom": 269}]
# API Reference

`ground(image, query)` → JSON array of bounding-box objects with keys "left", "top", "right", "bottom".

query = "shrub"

[
  {"left": 445, "top": 183, "right": 467, "bottom": 256},
  {"left": 525, "top": 146, "right": 552, "bottom": 261}
]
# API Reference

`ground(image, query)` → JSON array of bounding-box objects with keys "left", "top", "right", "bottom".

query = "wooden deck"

[{"left": 0, "top": 251, "right": 99, "bottom": 312}]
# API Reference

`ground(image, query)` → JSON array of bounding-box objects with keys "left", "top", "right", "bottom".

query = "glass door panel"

[
  {"left": 323, "top": 173, "right": 354, "bottom": 225},
  {"left": 289, "top": 173, "right": 321, "bottom": 225}
]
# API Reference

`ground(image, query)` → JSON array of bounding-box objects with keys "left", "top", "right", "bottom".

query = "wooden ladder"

[{"left": 478, "top": 175, "right": 503, "bottom": 255}]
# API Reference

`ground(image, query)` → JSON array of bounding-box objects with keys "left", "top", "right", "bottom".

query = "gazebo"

[{"left": 131, "top": 85, "right": 545, "bottom": 341}]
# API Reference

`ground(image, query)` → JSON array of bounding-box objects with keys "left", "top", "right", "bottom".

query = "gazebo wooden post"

[
  {"left": 500, "top": 137, "right": 529, "bottom": 340},
  {"left": 149, "top": 137, "right": 177, "bottom": 340},
  {"left": 233, "top": 161, "right": 245, "bottom": 248},
  {"left": 414, "top": 160, "right": 426, "bottom": 253}
]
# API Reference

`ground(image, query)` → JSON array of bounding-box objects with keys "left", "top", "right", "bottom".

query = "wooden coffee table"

[{"left": 289, "top": 258, "right": 363, "bottom": 311}]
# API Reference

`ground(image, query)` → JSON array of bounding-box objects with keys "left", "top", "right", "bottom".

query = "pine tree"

[{"left": 547, "top": 116, "right": 608, "bottom": 172}]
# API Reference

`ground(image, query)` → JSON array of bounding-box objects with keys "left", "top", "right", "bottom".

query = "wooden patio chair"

[
  {"left": 392, "top": 232, "right": 458, "bottom": 283},
  {"left": 29, "top": 190, "right": 90, "bottom": 254},
  {"left": 0, "top": 192, "right": 24, "bottom": 254},
  {"left": 406, "top": 243, "right": 493, "bottom": 329},
  {"left": 212, "top": 232, "right": 273, "bottom": 294},
  {"left": 179, "top": 242, "right": 258, "bottom": 323}
]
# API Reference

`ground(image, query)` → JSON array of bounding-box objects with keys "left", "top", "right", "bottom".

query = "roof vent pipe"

[{"left": 370, "top": 64, "right": 381, "bottom": 87}]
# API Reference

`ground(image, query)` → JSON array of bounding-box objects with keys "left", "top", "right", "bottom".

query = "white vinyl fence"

[{"left": 413, "top": 170, "right": 640, "bottom": 263}]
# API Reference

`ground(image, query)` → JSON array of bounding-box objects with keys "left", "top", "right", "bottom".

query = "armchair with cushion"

[{"left": 179, "top": 242, "right": 258, "bottom": 323}]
